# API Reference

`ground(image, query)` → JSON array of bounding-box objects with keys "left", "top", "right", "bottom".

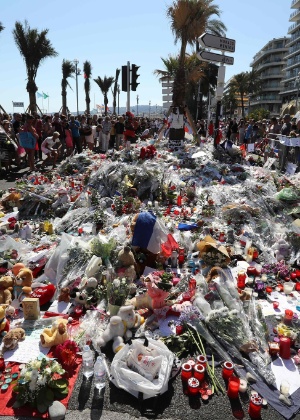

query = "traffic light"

[
  {"left": 121, "top": 65, "right": 127, "bottom": 92},
  {"left": 131, "top": 64, "right": 140, "bottom": 91}
]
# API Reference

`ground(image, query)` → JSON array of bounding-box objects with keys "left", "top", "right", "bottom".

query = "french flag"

[{"left": 132, "top": 212, "right": 178, "bottom": 257}]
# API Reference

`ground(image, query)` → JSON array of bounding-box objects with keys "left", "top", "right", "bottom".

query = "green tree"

[
  {"left": 13, "top": 20, "right": 58, "bottom": 114},
  {"left": 222, "top": 86, "right": 238, "bottom": 118},
  {"left": 248, "top": 68, "right": 262, "bottom": 96},
  {"left": 227, "top": 72, "right": 249, "bottom": 118},
  {"left": 61, "top": 60, "right": 75, "bottom": 115},
  {"left": 83, "top": 61, "right": 92, "bottom": 115},
  {"left": 166, "top": 0, "right": 226, "bottom": 140},
  {"left": 0, "top": 22, "right": 4, "bottom": 33},
  {"left": 94, "top": 76, "right": 115, "bottom": 116},
  {"left": 112, "top": 68, "right": 120, "bottom": 115}
]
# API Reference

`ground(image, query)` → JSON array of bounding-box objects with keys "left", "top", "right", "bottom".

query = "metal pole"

[
  {"left": 127, "top": 61, "right": 130, "bottom": 112},
  {"left": 74, "top": 59, "right": 79, "bottom": 116}
]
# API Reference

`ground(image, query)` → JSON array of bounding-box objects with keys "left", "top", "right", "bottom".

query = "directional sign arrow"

[
  {"left": 198, "top": 33, "right": 236, "bottom": 53},
  {"left": 197, "top": 50, "right": 234, "bottom": 65}
]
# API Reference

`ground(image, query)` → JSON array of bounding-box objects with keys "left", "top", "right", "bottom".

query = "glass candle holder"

[
  {"left": 248, "top": 395, "right": 263, "bottom": 419},
  {"left": 181, "top": 363, "right": 193, "bottom": 382},
  {"left": 222, "top": 361, "right": 234, "bottom": 380},
  {"left": 237, "top": 271, "right": 247, "bottom": 289},
  {"left": 194, "top": 364, "right": 205, "bottom": 382},
  {"left": 247, "top": 266, "right": 257, "bottom": 277},
  {"left": 273, "top": 301, "right": 279, "bottom": 310},
  {"left": 196, "top": 355, "right": 207, "bottom": 367},
  {"left": 284, "top": 309, "right": 294, "bottom": 321},
  {"left": 227, "top": 376, "right": 240, "bottom": 399},
  {"left": 279, "top": 337, "right": 291, "bottom": 359},
  {"left": 188, "top": 377, "right": 200, "bottom": 396},
  {"left": 283, "top": 282, "right": 294, "bottom": 295}
]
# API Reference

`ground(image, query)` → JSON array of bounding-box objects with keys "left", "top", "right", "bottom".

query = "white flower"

[
  {"left": 29, "top": 379, "right": 37, "bottom": 392},
  {"left": 30, "top": 360, "right": 41, "bottom": 370},
  {"left": 44, "top": 367, "right": 52, "bottom": 376},
  {"left": 24, "top": 371, "right": 32, "bottom": 381},
  {"left": 37, "top": 375, "right": 47, "bottom": 386},
  {"left": 31, "top": 369, "right": 38, "bottom": 380},
  {"left": 51, "top": 361, "right": 61, "bottom": 373},
  {"left": 113, "top": 279, "right": 120, "bottom": 288}
]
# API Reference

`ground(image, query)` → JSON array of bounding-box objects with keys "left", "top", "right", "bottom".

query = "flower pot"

[{"left": 108, "top": 303, "right": 121, "bottom": 316}]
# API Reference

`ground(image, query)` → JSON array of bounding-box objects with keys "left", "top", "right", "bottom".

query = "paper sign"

[
  {"left": 271, "top": 357, "right": 300, "bottom": 395},
  {"left": 285, "top": 162, "right": 297, "bottom": 175},
  {"left": 247, "top": 143, "right": 255, "bottom": 152},
  {"left": 170, "top": 113, "right": 184, "bottom": 129},
  {"left": 263, "top": 157, "right": 276, "bottom": 169}
]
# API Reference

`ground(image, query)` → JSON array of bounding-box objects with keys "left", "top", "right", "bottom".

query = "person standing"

[
  {"left": 230, "top": 118, "right": 238, "bottom": 143},
  {"left": 69, "top": 115, "right": 81, "bottom": 153},
  {"left": 101, "top": 116, "right": 112, "bottom": 152},
  {"left": 280, "top": 114, "right": 292, "bottom": 171},
  {"left": 20, "top": 115, "right": 39, "bottom": 172},
  {"left": 238, "top": 119, "right": 245, "bottom": 145},
  {"left": 33, "top": 113, "right": 43, "bottom": 160},
  {"left": 114, "top": 116, "right": 124, "bottom": 151}
]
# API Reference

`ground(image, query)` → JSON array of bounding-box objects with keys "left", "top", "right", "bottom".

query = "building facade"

[
  {"left": 281, "top": 0, "right": 300, "bottom": 109},
  {"left": 250, "top": 37, "right": 289, "bottom": 117}
]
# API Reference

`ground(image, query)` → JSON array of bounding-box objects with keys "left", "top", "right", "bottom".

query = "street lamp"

[
  {"left": 136, "top": 95, "right": 139, "bottom": 116},
  {"left": 149, "top": 100, "right": 151, "bottom": 118},
  {"left": 73, "top": 59, "right": 81, "bottom": 116}
]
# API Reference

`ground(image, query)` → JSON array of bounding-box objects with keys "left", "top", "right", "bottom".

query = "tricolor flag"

[
  {"left": 42, "top": 92, "right": 49, "bottom": 99},
  {"left": 132, "top": 212, "right": 178, "bottom": 257},
  {"left": 36, "top": 92, "right": 43, "bottom": 98}
]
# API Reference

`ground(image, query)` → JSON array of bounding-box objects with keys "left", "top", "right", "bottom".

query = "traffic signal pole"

[{"left": 127, "top": 61, "right": 130, "bottom": 112}]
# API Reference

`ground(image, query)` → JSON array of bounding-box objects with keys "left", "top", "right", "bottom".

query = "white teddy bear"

[{"left": 97, "top": 305, "right": 144, "bottom": 353}]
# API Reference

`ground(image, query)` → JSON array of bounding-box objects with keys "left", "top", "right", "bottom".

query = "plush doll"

[
  {"left": 0, "top": 276, "right": 14, "bottom": 305},
  {"left": 12, "top": 268, "right": 33, "bottom": 309},
  {"left": 2, "top": 328, "right": 25, "bottom": 351},
  {"left": 58, "top": 287, "right": 70, "bottom": 303},
  {"left": 5, "top": 305, "right": 15, "bottom": 321},
  {"left": 117, "top": 246, "right": 137, "bottom": 281},
  {"left": 0, "top": 306, "right": 9, "bottom": 336},
  {"left": 11, "top": 263, "right": 26, "bottom": 277},
  {"left": 272, "top": 238, "right": 290, "bottom": 262},
  {"left": 40, "top": 318, "right": 69, "bottom": 348},
  {"left": 97, "top": 305, "right": 144, "bottom": 353}
]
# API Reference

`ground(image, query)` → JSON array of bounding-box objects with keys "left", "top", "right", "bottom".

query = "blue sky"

[{"left": 0, "top": 0, "right": 291, "bottom": 114}]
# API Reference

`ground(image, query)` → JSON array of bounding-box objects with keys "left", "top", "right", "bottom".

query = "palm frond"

[{"left": 0, "top": 22, "right": 4, "bottom": 33}]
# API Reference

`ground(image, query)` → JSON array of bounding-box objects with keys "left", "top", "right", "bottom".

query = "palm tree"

[
  {"left": 0, "top": 22, "right": 4, "bottom": 33},
  {"left": 166, "top": 0, "right": 226, "bottom": 140},
  {"left": 222, "top": 86, "right": 238, "bottom": 118},
  {"left": 247, "top": 69, "right": 262, "bottom": 96},
  {"left": 83, "top": 61, "right": 92, "bottom": 115},
  {"left": 112, "top": 68, "right": 120, "bottom": 115},
  {"left": 12, "top": 20, "right": 58, "bottom": 113},
  {"left": 94, "top": 76, "right": 115, "bottom": 116},
  {"left": 61, "top": 60, "right": 75, "bottom": 115},
  {"left": 153, "top": 55, "right": 179, "bottom": 80},
  {"left": 227, "top": 72, "right": 249, "bottom": 118}
]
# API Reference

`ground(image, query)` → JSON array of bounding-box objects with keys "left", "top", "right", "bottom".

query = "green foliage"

[{"left": 248, "top": 108, "right": 270, "bottom": 121}]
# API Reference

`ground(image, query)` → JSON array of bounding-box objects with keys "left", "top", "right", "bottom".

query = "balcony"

[
  {"left": 251, "top": 48, "right": 288, "bottom": 66},
  {"left": 290, "top": 8, "right": 300, "bottom": 21},
  {"left": 286, "top": 31, "right": 300, "bottom": 46},
  {"left": 291, "top": 0, "right": 300, "bottom": 9},
  {"left": 288, "top": 20, "right": 300, "bottom": 33}
]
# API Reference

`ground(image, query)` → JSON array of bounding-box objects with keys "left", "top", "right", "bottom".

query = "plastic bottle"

[
  {"left": 82, "top": 345, "right": 94, "bottom": 378},
  {"left": 94, "top": 355, "right": 106, "bottom": 389}
]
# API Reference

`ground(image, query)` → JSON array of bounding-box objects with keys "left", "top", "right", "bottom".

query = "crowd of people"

[{"left": 0, "top": 112, "right": 164, "bottom": 177}]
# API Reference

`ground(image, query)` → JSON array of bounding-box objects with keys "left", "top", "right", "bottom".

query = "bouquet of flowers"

[
  {"left": 13, "top": 355, "right": 68, "bottom": 413},
  {"left": 107, "top": 278, "right": 129, "bottom": 306}
]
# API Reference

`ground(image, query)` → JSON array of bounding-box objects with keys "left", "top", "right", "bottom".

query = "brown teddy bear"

[
  {"left": 0, "top": 276, "right": 14, "bottom": 306},
  {"left": 12, "top": 268, "right": 33, "bottom": 310},
  {"left": 2, "top": 328, "right": 25, "bottom": 352},
  {"left": 40, "top": 318, "right": 69, "bottom": 348},
  {"left": 58, "top": 287, "right": 70, "bottom": 303}
]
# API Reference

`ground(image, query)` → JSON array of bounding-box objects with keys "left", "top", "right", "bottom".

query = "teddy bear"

[
  {"left": 0, "top": 306, "right": 9, "bottom": 336},
  {"left": 12, "top": 268, "right": 33, "bottom": 310},
  {"left": 69, "top": 277, "right": 100, "bottom": 309},
  {"left": 97, "top": 305, "right": 144, "bottom": 353},
  {"left": 1, "top": 327, "right": 25, "bottom": 352},
  {"left": 40, "top": 318, "right": 69, "bottom": 348},
  {"left": 272, "top": 238, "right": 290, "bottom": 262},
  {"left": 58, "top": 287, "right": 70, "bottom": 303},
  {"left": 117, "top": 246, "right": 137, "bottom": 281},
  {"left": 0, "top": 275, "right": 14, "bottom": 305}
]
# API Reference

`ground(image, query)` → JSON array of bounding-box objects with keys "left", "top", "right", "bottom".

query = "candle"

[
  {"left": 188, "top": 377, "right": 199, "bottom": 396},
  {"left": 194, "top": 364, "right": 205, "bottom": 382},
  {"left": 188, "top": 277, "right": 197, "bottom": 292},
  {"left": 266, "top": 286, "right": 273, "bottom": 294},
  {"left": 196, "top": 355, "right": 207, "bottom": 367},
  {"left": 247, "top": 266, "right": 257, "bottom": 277},
  {"left": 283, "top": 282, "right": 294, "bottom": 295},
  {"left": 261, "top": 274, "right": 268, "bottom": 282},
  {"left": 248, "top": 395, "right": 263, "bottom": 419},
  {"left": 227, "top": 376, "right": 240, "bottom": 399},
  {"left": 222, "top": 361, "right": 234, "bottom": 380},
  {"left": 181, "top": 363, "right": 193, "bottom": 395},
  {"left": 237, "top": 271, "right": 247, "bottom": 289},
  {"left": 176, "top": 325, "right": 184, "bottom": 335},
  {"left": 239, "top": 379, "right": 248, "bottom": 393},
  {"left": 295, "top": 283, "right": 300, "bottom": 292},
  {"left": 284, "top": 309, "right": 294, "bottom": 321},
  {"left": 290, "top": 272, "right": 297, "bottom": 281},
  {"left": 279, "top": 337, "right": 291, "bottom": 359},
  {"left": 154, "top": 201, "right": 159, "bottom": 209},
  {"left": 0, "top": 358, "right": 5, "bottom": 372},
  {"left": 273, "top": 301, "right": 279, "bottom": 309},
  {"left": 177, "top": 195, "right": 182, "bottom": 206},
  {"left": 296, "top": 269, "right": 300, "bottom": 279}
]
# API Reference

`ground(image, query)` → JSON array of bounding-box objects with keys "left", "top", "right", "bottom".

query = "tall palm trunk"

[
  {"left": 85, "top": 78, "right": 90, "bottom": 115},
  {"left": 62, "top": 89, "right": 67, "bottom": 115},
  {"left": 112, "top": 68, "right": 120, "bottom": 115},
  {"left": 27, "top": 80, "right": 38, "bottom": 113},
  {"left": 104, "top": 94, "right": 108, "bottom": 116}
]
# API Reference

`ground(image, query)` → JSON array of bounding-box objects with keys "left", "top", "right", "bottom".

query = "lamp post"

[
  {"left": 73, "top": 59, "right": 81, "bottom": 116},
  {"left": 295, "top": 72, "right": 300, "bottom": 110},
  {"left": 136, "top": 95, "right": 139, "bottom": 116},
  {"left": 117, "top": 84, "right": 120, "bottom": 115},
  {"left": 149, "top": 100, "right": 151, "bottom": 118}
]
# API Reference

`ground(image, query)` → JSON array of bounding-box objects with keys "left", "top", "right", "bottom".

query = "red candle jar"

[
  {"left": 279, "top": 337, "right": 291, "bottom": 359},
  {"left": 177, "top": 195, "right": 182, "bottom": 206},
  {"left": 273, "top": 301, "right": 279, "bottom": 309},
  {"left": 296, "top": 270, "right": 300, "bottom": 279},
  {"left": 0, "top": 357, "right": 5, "bottom": 371},
  {"left": 188, "top": 377, "right": 200, "bottom": 396},
  {"left": 176, "top": 325, "right": 184, "bottom": 335},
  {"left": 219, "top": 232, "right": 225, "bottom": 242},
  {"left": 196, "top": 355, "right": 207, "bottom": 367},
  {"left": 222, "top": 361, "right": 234, "bottom": 380},
  {"left": 266, "top": 286, "right": 273, "bottom": 294},
  {"left": 181, "top": 363, "right": 193, "bottom": 381},
  {"left": 227, "top": 376, "right": 240, "bottom": 399},
  {"left": 178, "top": 247, "right": 185, "bottom": 264},
  {"left": 186, "top": 359, "right": 196, "bottom": 369},
  {"left": 290, "top": 272, "right": 297, "bottom": 281},
  {"left": 248, "top": 395, "right": 263, "bottom": 419},
  {"left": 285, "top": 309, "right": 294, "bottom": 321},
  {"left": 252, "top": 249, "right": 259, "bottom": 259},
  {"left": 247, "top": 266, "right": 257, "bottom": 277},
  {"left": 295, "top": 283, "right": 300, "bottom": 292},
  {"left": 194, "top": 364, "right": 205, "bottom": 382},
  {"left": 189, "top": 277, "right": 197, "bottom": 292},
  {"left": 237, "top": 271, "right": 247, "bottom": 289}
]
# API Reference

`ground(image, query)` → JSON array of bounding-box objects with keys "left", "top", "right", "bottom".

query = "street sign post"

[
  {"left": 198, "top": 33, "right": 235, "bottom": 53},
  {"left": 197, "top": 50, "right": 234, "bottom": 65}
]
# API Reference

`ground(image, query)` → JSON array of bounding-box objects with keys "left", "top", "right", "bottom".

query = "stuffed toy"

[
  {"left": 40, "top": 318, "right": 69, "bottom": 348},
  {"left": 272, "top": 238, "right": 290, "bottom": 262},
  {"left": 97, "top": 305, "right": 144, "bottom": 353},
  {"left": 5, "top": 305, "right": 15, "bottom": 321},
  {"left": 117, "top": 246, "right": 137, "bottom": 281},
  {"left": 11, "top": 263, "right": 25, "bottom": 277},
  {"left": 30, "top": 283, "right": 56, "bottom": 307},
  {"left": 0, "top": 275, "right": 13, "bottom": 305},
  {"left": 12, "top": 268, "right": 33, "bottom": 309},
  {"left": 2, "top": 327, "right": 25, "bottom": 352},
  {"left": 69, "top": 277, "right": 100, "bottom": 309},
  {"left": 58, "top": 287, "right": 70, "bottom": 303},
  {"left": 0, "top": 306, "right": 9, "bottom": 336}
]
